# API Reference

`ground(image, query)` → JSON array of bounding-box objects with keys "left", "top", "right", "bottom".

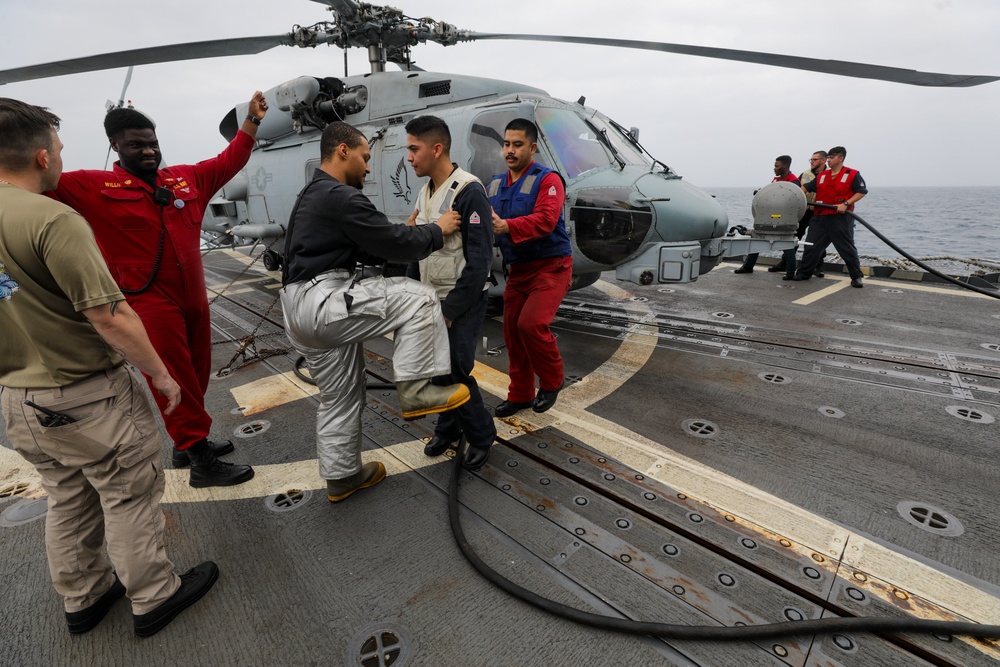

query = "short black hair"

[
  {"left": 775, "top": 155, "right": 792, "bottom": 168},
  {"left": 813, "top": 150, "right": 828, "bottom": 159},
  {"left": 0, "top": 97, "right": 60, "bottom": 172},
  {"left": 320, "top": 121, "right": 367, "bottom": 161},
  {"left": 405, "top": 115, "right": 451, "bottom": 153},
  {"left": 104, "top": 107, "right": 155, "bottom": 140},
  {"left": 827, "top": 146, "right": 846, "bottom": 158},
  {"left": 505, "top": 118, "right": 538, "bottom": 144}
]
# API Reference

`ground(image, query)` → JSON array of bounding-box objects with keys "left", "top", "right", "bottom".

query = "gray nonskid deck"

[{"left": 2, "top": 250, "right": 999, "bottom": 666}]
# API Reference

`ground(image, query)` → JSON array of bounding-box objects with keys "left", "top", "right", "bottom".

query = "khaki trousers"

[{"left": 1, "top": 366, "right": 180, "bottom": 615}]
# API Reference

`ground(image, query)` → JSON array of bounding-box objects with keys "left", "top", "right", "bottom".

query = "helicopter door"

[{"left": 379, "top": 126, "right": 418, "bottom": 223}]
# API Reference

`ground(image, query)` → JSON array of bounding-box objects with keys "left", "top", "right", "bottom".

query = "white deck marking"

[{"left": 792, "top": 277, "right": 853, "bottom": 305}]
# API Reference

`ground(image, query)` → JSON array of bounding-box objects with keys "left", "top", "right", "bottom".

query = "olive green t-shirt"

[{"left": 0, "top": 183, "right": 125, "bottom": 387}]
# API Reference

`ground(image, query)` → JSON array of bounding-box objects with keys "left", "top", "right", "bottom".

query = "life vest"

[
  {"left": 414, "top": 166, "right": 488, "bottom": 299},
  {"left": 814, "top": 167, "right": 859, "bottom": 216},
  {"left": 487, "top": 163, "right": 571, "bottom": 264},
  {"left": 772, "top": 172, "right": 799, "bottom": 184}
]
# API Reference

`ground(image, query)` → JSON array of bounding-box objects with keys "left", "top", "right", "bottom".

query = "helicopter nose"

[{"left": 633, "top": 175, "right": 728, "bottom": 244}]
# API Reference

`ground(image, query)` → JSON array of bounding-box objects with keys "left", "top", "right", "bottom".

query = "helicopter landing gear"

[{"left": 262, "top": 250, "right": 281, "bottom": 272}]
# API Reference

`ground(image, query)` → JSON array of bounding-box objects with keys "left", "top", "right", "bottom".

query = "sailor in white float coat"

[{"left": 405, "top": 115, "right": 497, "bottom": 470}]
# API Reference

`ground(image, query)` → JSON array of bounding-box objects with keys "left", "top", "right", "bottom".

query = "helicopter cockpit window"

[{"left": 535, "top": 107, "right": 613, "bottom": 180}]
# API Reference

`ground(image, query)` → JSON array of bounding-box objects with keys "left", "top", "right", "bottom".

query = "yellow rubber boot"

[{"left": 396, "top": 379, "right": 470, "bottom": 420}]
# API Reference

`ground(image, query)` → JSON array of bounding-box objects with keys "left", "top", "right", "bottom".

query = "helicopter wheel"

[{"left": 262, "top": 250, "right": 281, "bottom": 272}]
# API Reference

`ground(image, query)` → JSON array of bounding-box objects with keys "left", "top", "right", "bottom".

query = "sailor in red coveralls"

[
  {"left": 488, "top": 118, "right": 572, "bottom": 418},
  {"left": 48, "top": 92, "right": 268, "bottom": 487}
]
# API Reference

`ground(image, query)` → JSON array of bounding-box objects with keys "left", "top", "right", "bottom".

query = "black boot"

[
  {"left": 172, "top": 439, "right": 234, "bottom": 468},
  {"left": 187, "top": 440, "right": 255, "bottom": 488}
]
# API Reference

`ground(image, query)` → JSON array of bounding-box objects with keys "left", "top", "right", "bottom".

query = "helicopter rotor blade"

[
  {"left": 0, "top": 35, "right": 292, "bottom": 85},
  {"left": 465, "top": 33, "right": 999, "bottom": 88},
  {"left": 309, "top": 0, "right": 360, "bottom": 18}
]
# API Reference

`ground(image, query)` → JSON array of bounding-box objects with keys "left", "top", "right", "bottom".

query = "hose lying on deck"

[{"left": 448, "top": 438, "right": 1000, "bottom": 643}]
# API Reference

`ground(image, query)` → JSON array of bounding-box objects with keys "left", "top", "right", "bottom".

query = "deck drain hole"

[
  {"left": 945, "top": 405, "right": 995, "bottom": 424},
  {"left": 836, "top": 318, "right": 862, "bottom": 326},
  {"left": 803, "top": 567, "right": 821, "bottom": 580},
  {"left": 230, "top": 406, "right": 250, "bottom": 415},
  {"left": 740, "top": 538, "right": 757, "bottom": 550},
  {"left": 897, "top": 501, "right": 964, "bottom": 536},
  {"left": 574, "top": 497, "right": 589, "bottom": 506},
  {"left": 688, "top": 513, "right": 704, "bottom": 524},
  {"left": 682, "top": 419, "right": 719, "bottom": 438},
  {"left": 718, "top": 573, "right": 736, "bottom": 587},
  {"left": 657, "top": 288, "right": 675, "bottom": 293},
  {"left": 0, "top": 497, "right": 49, "bottom": 527},
  {"left": 265, "top": 489, "right": 312, "bottom": 513},
  {"left": 711, "top": 312, "right": 734, "bottom": 319},
  {"left": 539, "top": 478, "right": 551, "bottom": 486},
  {"left": 881, "top": 288, "right": 903, "bottom": 293},
  {"left": 630, "top": 296, "right": 649, "bottom": 302},
  {"left": 818, "top": 406, "right": 845, "bottom": 419},
  {"left": 564, "top": 374, "right": 586, "bottom": 386},
  {"left": 981, "top": 343, "right": 1000, "bottom": 352},
  {"left": 0, "top": 482, "right": 30, "bottom": 499},
  {"left": 772, "top": 645, "right": 788, "bottom": 658},
  {"left": 615, "top": 519, "right": 632, "bottom": 530},
  {"left": 603, "top": 473, "right": 616, "bottom": 481},
  {"left": 662, "top": 544, "right": 679, "bottom": 557},
  {"left": 348, "top": 622, "right": 412, "bottom": 667},
  {"left": 234, "top": 420, "right": 271, "bottom": 438},
  {"left": 673, "top": 585, "right": 685, "bottom": 596},
  {"left": 758, "top": 372, "right": 789, "bottom": 384},
  {"left": 643, "top": 492, "right": 657, "bottom": 501}
]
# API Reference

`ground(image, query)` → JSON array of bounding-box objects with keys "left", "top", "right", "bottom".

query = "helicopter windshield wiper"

[
  {"left": 586, "top": 121, "right": 625, "bottom": 171},
  {"left": 608, "top": 119, "right": 673, "bottom": 175}
]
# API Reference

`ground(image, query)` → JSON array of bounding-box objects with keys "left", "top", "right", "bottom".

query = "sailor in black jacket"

[{"left": 280, "top": 122, "right": 469, "bottom": 503}]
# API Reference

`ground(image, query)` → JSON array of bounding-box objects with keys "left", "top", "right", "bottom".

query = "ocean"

[{"left": 705, "top": 186, "right": 1000, "bottom": 270}]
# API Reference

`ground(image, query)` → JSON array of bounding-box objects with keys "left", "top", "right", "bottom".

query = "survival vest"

[
  {"left": 814, "top": 167, "right": 859, "bottom": 216},
  {"left": 487, "top": 163, "right": 571, "bottom": 265},
  {"left": 414, "top": 166, "right": 489, "bottom": 300}
]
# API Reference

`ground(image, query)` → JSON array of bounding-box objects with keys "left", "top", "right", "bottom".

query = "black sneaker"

[{"left": 133, "top": 562, "right": 219, "bottom": 638}]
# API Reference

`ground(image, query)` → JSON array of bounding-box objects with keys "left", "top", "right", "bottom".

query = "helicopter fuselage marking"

[{"left": 251, "top": 167, "right": 273, "bottom": 193}]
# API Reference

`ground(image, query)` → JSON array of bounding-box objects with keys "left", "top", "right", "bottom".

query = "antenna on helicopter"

[{"left": 103, "top": 66, "right": 135, "bottom": 170}]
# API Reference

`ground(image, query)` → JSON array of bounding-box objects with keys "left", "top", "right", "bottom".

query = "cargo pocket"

[
  {"left": 31, "top": 372, "right": 146, "bottom": 469},
  {"left": 346, "top": 276, "right": 388, "bottom": 318}
]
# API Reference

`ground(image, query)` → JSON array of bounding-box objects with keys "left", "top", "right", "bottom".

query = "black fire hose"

[
  {"left": 811, "top": 202, "right": 1000, "bottom": 300},
  {"left": 447, "top": 440, "right": 1000, "bottom": 642}
]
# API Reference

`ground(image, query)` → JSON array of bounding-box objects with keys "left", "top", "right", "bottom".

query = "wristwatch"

[{"left": 246, "top": 115, "right": 261, "bottom": 126}]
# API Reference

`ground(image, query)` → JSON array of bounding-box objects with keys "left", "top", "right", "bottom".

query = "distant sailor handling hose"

[{"left": 793, "top": 146, "right": 867, "bottom": 288}]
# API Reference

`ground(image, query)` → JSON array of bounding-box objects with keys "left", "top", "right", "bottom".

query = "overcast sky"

[{"left": 2, "top": 0, "right": 998, "bottom": 188}]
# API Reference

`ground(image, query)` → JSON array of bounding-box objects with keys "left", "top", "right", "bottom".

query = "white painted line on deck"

[{"left": 791, "top": 277, "right": 853, "bottom": 305}]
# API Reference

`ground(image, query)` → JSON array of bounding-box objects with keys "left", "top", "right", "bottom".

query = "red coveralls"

[
  {"left": 49, "top": 131, "right": 255, "bottom": 451},
  {"left": 500, "top": 171, "right": 571, "bottom": 402}
]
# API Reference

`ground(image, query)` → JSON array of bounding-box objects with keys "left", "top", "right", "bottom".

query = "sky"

[{"left": 1, "top": 0, "right": 998, "bottom": 188}]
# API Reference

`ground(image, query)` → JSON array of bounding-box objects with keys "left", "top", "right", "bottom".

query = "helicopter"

[{"left": 1, "top": 0, "right": 996, "bottom": 293}]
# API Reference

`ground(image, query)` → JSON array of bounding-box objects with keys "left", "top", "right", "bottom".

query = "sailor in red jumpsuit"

[{"left": 48, "top": 92, "right": 268, "bottom": 487}]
